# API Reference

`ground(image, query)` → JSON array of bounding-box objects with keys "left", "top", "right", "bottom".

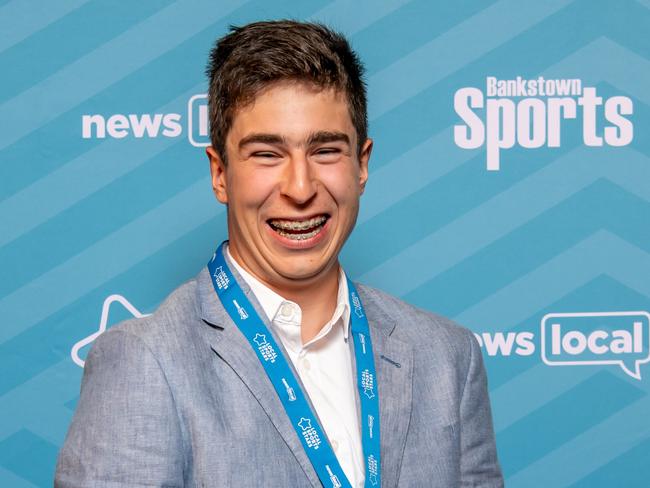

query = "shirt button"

[
  {"left": 280, "top": 303, "right": 293, "bottom": 318},
  {"left": 302, "top": 358, "right": 311, "bottom": 370}
]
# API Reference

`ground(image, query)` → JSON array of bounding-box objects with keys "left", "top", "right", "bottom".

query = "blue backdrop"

[{"left": 1, "top": 1, "right": 649, "bottom": 486}]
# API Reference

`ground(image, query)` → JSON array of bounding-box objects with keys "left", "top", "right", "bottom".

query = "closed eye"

[
  {"left": 312, "top": 147, "right": 343, "bottom": 164},
  {"left": 251, "top": 151, "right": 281, "bottom": 159}
]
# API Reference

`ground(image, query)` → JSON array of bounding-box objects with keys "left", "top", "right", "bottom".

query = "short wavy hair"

[{"left": 205, "top": 20, "right": 368, "bottom": 163}]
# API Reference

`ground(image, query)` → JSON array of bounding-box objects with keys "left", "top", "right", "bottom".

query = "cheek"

[
  {"left": 318, "top": 166, "right": 361, "bottom": 208},
  {"left": 229, "top": 171, "right": 275, "bottom": 210}
]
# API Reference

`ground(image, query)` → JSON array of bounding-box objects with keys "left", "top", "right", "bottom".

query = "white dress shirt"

[{"left": 226, "top": 247, "right": 365, "bottom": 487}]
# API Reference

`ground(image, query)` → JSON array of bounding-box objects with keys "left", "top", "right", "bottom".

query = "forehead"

[{"left": 227, "top": 81, "right": 356, "bottom": 143}]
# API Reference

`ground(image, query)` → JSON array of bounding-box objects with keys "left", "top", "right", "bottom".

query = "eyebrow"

[
  {"left": 306, "top": 131, "right": 350, "bottom": 146},
  {"left": 238, "top": 131, "right": 351, "bottom": 151},
  {"left": 238, "top": 133, "right": 287, "bottom": 150}
]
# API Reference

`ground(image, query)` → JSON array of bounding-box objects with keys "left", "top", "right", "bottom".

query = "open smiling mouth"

[{"left": 267, "top": 214, "right": 329, "bottom": 241}]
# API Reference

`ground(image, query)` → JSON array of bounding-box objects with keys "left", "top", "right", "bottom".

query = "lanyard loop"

[{"left": 207, "top": 242, "right": 381, "bottom": 487}]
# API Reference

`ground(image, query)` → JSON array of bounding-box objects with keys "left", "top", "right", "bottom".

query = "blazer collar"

[{"left": 197, "top": 265, "right": 414, "bottom": 488}]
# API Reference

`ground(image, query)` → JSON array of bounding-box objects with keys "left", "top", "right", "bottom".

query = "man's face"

[{"left": 207, "top": 81, "right": 372, "bottom": 291}]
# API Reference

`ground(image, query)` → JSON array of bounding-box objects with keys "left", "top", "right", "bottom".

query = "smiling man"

[
  {"left": 56, "top": 20, "right": 503, "bottom": 488},
  {"left": 208, "top": 80, "right": 370, "bottom": 345}
]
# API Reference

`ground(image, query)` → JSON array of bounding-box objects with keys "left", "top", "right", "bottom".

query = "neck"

[
  {"left": 282, "top": 267, "right": 340, "bottom": 344},
  {"left": 228, "top": 245, "right": 340, "bottom": 344}
]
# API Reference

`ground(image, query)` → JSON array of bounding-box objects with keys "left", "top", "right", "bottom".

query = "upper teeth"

[{"left": 269, "top": 215, "right": 327, "bottom": 231}]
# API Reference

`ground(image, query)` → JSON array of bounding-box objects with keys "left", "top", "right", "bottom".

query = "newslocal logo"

[
  {"left": 541, "top": 311, "right": 650, "bottom": 380},
  {"left": 81, "top": 94, "right": 210, "bottom": 147},
  {"left": 453, "top": 76, "right": 634, "bottom": 170},
  {"left": 474, "top": 310, "right": 650, "bottom": 380}
]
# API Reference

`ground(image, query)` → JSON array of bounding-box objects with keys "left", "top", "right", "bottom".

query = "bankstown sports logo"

[
  {"left": 351, "top": 292, "right": 364, "bottom": 318},
  {"left": 325, "top": 465, "right": 342, "bottom": 488},
  {"left": 81, "top": 94, "right": 210, "bottom": 147},
  {"left": 474, "top": 311, "right": 650, "bottom": 380},
  {"left": 453, "top": 76, "right": 634, "bottom": 170}
]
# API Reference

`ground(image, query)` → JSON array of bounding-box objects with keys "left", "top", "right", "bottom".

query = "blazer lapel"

[
  {"left": 359, "top": 286, "right": 414, "bottom": 488},
  {"left": 196, "top": 267, "right": 322, "bottom": 488}
]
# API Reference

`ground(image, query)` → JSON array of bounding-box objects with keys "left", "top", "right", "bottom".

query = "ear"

[
  {"left": 206, "top": 146, "right": 228, "bottom": 204},
  {"left": 358, "top": 138, "right": 373, "bottom": 195}
]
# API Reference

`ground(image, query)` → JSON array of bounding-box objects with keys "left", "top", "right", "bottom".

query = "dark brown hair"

[{"left": 205, "top": 20, "right": 367, "bottom": 163}]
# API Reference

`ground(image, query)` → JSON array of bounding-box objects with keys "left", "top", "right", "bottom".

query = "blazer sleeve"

[
  {"left": 55, "top": 327, "right": 184, "bottom": 487},
  {"left": 459, "top": 330, "right": 504, "bottom": 487}
]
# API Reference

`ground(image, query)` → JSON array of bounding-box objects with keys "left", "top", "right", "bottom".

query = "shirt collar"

[{"left": 225, "top": 245, "right": 350, "bottom": 346}]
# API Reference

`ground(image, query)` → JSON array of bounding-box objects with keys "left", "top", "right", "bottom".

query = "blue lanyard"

[{"left": 207, "top": 242, "right": 381, "bottom": 488}]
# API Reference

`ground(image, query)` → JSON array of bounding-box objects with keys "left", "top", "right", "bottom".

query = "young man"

[{"left": 56, "top": 21, "right": 503, "bottom": 487}]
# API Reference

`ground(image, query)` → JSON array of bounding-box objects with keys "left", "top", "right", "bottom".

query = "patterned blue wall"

[{"left": 1, "top": 0, "right": 649, "bottom": 486}]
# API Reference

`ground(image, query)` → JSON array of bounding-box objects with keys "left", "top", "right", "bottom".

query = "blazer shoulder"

[
  {"left": 92, "top": 274, "right": 202, "bottom": 356},
  {"left": 356, "top": 282, "right": 477, "bottom": 354}
]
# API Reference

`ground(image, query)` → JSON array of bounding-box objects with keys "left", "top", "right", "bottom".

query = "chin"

[{"left": 274, "top": 261, "right": 329, "bottom": 281}]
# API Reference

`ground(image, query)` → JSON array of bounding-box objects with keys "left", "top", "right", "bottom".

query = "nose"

[{"left": 280, "top": 154, "right": 317, "bottom": 205}]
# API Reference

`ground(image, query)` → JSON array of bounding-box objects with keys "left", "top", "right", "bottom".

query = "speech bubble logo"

[
  {"left": 187, "top": 93, "right": 209, "bottom": 147},
  {"left": 541, "top": 311, "right": 650, "bottom": 380},
  {"left": 71, "top": 294, "right": 150, "bottom": 368}
]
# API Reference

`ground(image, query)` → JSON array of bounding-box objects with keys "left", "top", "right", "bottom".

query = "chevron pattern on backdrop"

[{"left": 0, "top": 1, "right": 648, "bottom": 486}]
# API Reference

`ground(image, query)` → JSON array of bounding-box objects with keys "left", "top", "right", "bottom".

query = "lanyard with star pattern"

[{"left": 207, "top": 241, "right": 381, "bottom": 487}]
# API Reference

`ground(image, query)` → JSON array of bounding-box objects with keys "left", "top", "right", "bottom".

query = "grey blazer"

[{"left": 55, "top": 266, "right": 503, "bottom": 487}]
